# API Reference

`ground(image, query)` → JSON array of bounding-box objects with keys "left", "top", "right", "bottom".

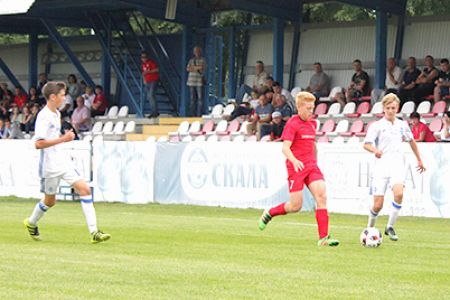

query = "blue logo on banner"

[{"left": 187, "top": 148, "right": 208, "bottom": 189}]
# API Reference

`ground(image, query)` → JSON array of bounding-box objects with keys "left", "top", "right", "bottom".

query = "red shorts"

[{"left": 287, "top": 164, "right": 324, "bottom": 193}]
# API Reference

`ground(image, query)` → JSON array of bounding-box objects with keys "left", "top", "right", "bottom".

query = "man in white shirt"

[
  {"left": 24, "top": 81, "right": 110, "bottom": 244},
  {"left": 371, "top": 57, "right": 402, "bottom": 104},
  {"left": 81, "top": 86, "right": 95, "bottom": 108},
  {"left": 363, "top": 93, "right": 425, "bottom": 241}
]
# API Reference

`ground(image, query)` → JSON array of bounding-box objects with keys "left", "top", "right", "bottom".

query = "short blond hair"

[
  {"left": 296, "top": 91, "right": 316, "bottom": 107},
  {"left": 381, "top": 93, "right": 400, "bottom": 107}
]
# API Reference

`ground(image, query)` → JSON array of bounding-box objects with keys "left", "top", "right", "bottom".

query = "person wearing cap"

[
  {"left": 409, "top": 112, "right": 436, "bottom": 142},
  {"left": 260, "top": 111, "right": 287, "bottom": 141}
]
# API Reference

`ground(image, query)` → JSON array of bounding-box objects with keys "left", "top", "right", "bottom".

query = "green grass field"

[{"left": 1, "top": 197, "right": 449, "bottom": 299}]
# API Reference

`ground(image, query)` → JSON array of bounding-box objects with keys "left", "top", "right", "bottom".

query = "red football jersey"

[
  {"left": 281, "top": 116, "right": 317, "bottom": 167},
  {"left": 141, "top": 59, "right": 159, "bottom": 83}
]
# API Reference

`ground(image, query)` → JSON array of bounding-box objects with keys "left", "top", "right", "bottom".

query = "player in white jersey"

[
  {"left": 24, "top": 82, "right": 111, "bottom": 244},
  {"left": 363, "top": 93, "right": 425, "bottom": 241}
]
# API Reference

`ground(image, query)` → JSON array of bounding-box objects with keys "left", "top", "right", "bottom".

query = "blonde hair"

[
  {"left": 296, "top": 91, "right": 316, "bottom": 107},
  {"left": 381, "top": 93, "right": 400, "bottom": 107}
]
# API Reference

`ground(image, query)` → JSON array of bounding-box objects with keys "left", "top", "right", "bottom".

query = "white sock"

[
  {"left": 80, "top": 195, "right": 98, "bottom": 234},
  {"left": 28, "top": 200, "right": 49, "bottom": 225},
  {"left": 387, "top": 200, "right": 402, "bottom": 228},
  {"left": 367, "top": 209, "right": 378, "bottom": 227}
]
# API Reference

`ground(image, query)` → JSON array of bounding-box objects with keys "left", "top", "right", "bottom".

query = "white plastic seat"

[
  {"left": 112, "top": 121, "right": 125, "bottom": 135},
  {"left": 416, "top": 101, "right": 431, "bottom": 114},
  {"left": 146, "top": 136, "right": 156, "bottom": 142},
  {"left": 362, "top": 101, "right": 383, "bottom": 118},
  {"left": 92, "top": 121, "right": 103, "bottom": 135},
  {"left": 188, "top": 121, "right": 201, "bottom": 135},
  {"left": 124, "top": 121, "right": 136, "bottom": 133},
  {"left": 319, "top": 86, "right": 343, "bottom": 102},
  {"left": 118, "top": 105, "right": 129, "bottom": 118},
  {"left": 83, "top": 135, "right": 93, "bottom": 142},
  {"left": 169, "top": 121, "right": 190, "bottom": 136},
  {"left": 102, "top": 121, "right": 114, "bottom": 134},
  {"left": 107, "top": 106, "right": 119, "bottom": 118},
  {"left": 208, "top": 120, "right": 228, "bottom": 136},
  {"left": 222, "top": 104, "right": 235, "bottom": 117},
  {"left": 211, "top": 104, "right": 224, "bottom": 118},
  {"left": 92, "top": 135, "right": 104, "bottom": 143},
  {"left": 326, "top": 119, "right": 349, "bottom": 136},
  {"left": 290, "top": 87, "right": 302, "bottom": 100},
  {"left": 397, "top": 101, "right": 415, "bottom": 117},
  {"left": 334, "top": 102, "right": 356, "bottom": 118},
  {"left": 319, "top": 102, "right": 341, "bottom": 119},
  {"left": 348, "top": 136, "right": 360, "bottom": 144}
]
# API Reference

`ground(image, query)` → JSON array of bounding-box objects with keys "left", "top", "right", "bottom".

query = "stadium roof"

[{"left": 0, "top": 0, "right": 407, "bottom": 34}]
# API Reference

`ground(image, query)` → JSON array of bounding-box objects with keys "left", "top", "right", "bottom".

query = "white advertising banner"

[
  {"left": 92, "top": 141, "right": 156, "bottom": 204},
  {"left": 0, "top": 140, "right": 91, "bottom": 199},
  {"left": 319, "top": 143, "right": 450, "bottom": 218}
]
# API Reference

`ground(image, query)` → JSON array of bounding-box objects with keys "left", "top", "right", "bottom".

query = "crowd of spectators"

[{"left": 0, "top": 73, "right": 108, "bottom": 139}]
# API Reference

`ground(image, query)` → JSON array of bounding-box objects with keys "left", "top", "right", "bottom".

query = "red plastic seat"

[
  {"left": 346, "top": 102, "right": 371, "bottom": 118},
  {"left": 316, "top": 119, "right": 336, "bottom": 136},
  {"left": 424, "top": 94, "right": 434, "bottom": 101},
  {"left": 422, "top": 101, "right": 447, "bottom": 118},
  {"left": 191, "top": 120, "right": 215, "bottom": 136},
  {"left": 355, "top": 120, "right": 376, "bottom": 137},
  {"left": 313, "top": 103, "right": 328, "bottom": 118},
  {"left": 429, "top": 119, "right": 443, "bottom": 132},
  {"left": 340, "top": 120, "right": 364, "bottom": 137},
  {"left": 218, "top": 119, "right": 240, "bottom": 136}
]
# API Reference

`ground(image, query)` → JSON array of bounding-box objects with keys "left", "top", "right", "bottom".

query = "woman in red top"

[
  {"left": 409, "top": 112, "right": 436, "bottom": 142},
  {"left": 258, "top": 91, "right": 339, "bottom": 247},
  {"left": 14, "top": 87, "right": 28, "bottom": 109}
]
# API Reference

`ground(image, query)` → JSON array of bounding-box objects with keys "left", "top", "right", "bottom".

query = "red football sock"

[
  {"left": 315, "top": 208, "right": 329, "bottom": 239},
  {"left": 269, "top": 202, "right": 287, "bottom": 217}
]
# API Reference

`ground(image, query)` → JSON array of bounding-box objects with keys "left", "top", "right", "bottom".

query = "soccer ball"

[{"left": 360, "top": 227, "right": 383, "bottom": 248}]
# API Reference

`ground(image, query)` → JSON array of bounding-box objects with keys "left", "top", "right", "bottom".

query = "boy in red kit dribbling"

[{"left": 258, "top": 91, "right": 339, "bottom": 247}]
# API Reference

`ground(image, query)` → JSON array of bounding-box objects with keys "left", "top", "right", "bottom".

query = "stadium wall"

[{"left": 0, "top": 140, "right": 449, "bottom": 219}]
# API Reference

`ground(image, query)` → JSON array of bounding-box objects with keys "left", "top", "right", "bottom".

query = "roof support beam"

[
  {"left": 28, "top": 32, "right": 39, "bottom": 90},
  {"left": 230, "top": 0, "right": 300, "bottom": 22},
  {"left": 41, "top": 18, "right": 96, "bottom": 88},
  {"left": 0, "top": 58, "right": 25, "bottom": 92},
  {"left": 272, "top": 17, "right": 284, "bottom": 86},
  {"left": 375, "top": 10, "right": 388, "bottom": 90}
]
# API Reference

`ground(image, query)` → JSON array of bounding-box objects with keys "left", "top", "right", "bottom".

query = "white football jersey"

[
  {"left": 364, "top": 117, "right": 413, "bottom": 178},
  {"left": 33, "top": 106, "right": 71, "bottom": 178}
]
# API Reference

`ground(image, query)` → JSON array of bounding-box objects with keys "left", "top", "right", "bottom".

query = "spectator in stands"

[
  {"left": 247, "top": 94, "right": 273, "bottom": 139},
  {"left": 260, "top": 111, "right": 286, "bottom": 141},
  {"left": 186, "top": 46, "right": 207, "bottom": 116},
  {"left": 306, "top": 62, "right": 330, "bottom": 100},
  {"left": 265, "top": 76, "right": 274, "bottom": 91},
  {"left": 67, "top": 74, "right": 82, "bottom": 100},
  {"left": 20, "top": 105, "right": 32, "bottom": 132},
  {"left": 10, "top": 105, "right": 22, "bottom": 125},
  {"left": 372, "top": 57, "right": 402, "bottom": 103},
  {"left": 273, "top": 81, "right": 296, "bottom": 112},
  {"left": 91, "top": 85, "right": 108, "bottom": 117},
  {"left": 37, "top": 73, "right": 47, "bottom": 95},
  {"left": 272, "top": 93, "right": 293, "bottom": 121},
  {"left": 59, "top": 88, "right": 74, "bottom": 118},
  {"left": 82, "top": 86, "right": 95, "bottom": 109},
  {"left": 13, "top": 87, "right": 27, "bottom": 109},
  {"left": 409, "top": 112, "right": 436, "bottom": 142},
  {"left": 398, "top": 56, "right": 421, "bottom": 105},
  {"left": 413, "top": 55, "right": 439, "bottom": 104},
  {"left": 141, "top": 51, "right": 160, "bottom": 118},
  {"left": 28, "top": 86, "right": 46, "bottom": 107},
  {"left": 440, "top": 111, "right": 450, "bottom": 141},
  {"left": 236, "top": 60, "right": 269, "bottom": 103},
  {"left": 433, "top": 58, "right": 450, "bottom": 102},
  {"left": 28, "top": 104, "right": 39, "bottom": 132},
  {"left": 0, "top": 82, "right": 13, "bottom": 103},
  {"left": 71, "top": 96, "right": 91, "bottom": 132},
  {"left": 0, "top": 118, "right": 8, "bottom": 139},
  {"left": 336, "top": 59, "right": 369, "bottom": 106}
]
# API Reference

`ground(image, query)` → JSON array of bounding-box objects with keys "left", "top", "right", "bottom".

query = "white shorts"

[
  {"left": 40, "top": 169, "right": 83, "bottom": 195},
  {"left": 370, "top": 159, "right": 405, "bottom": 196}
]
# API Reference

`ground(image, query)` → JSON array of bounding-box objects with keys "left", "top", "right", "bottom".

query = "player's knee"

[
  {"left": 291, "top": 202, "right": 302, "bottom": 212},
  {"left": 78, "top": 186, "right": 91, "bottom": 197},
  {"left": 394, "top": 191, "right": 403, "bottom": 202},
  {"left": 316, "top": 193, "right": 327, "bottom": 207},
  {"left": 373, "top": 202, "right": 383, "bottom": 212}
]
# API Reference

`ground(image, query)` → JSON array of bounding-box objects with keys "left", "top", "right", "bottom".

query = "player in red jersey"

[{"left": 258, "top": 91, "right": 339, "bottom": 246}]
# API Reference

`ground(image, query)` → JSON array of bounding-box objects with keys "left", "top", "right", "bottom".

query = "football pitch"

[{"left": 1, "top": 197, "right": 449, "bottom": 300}]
